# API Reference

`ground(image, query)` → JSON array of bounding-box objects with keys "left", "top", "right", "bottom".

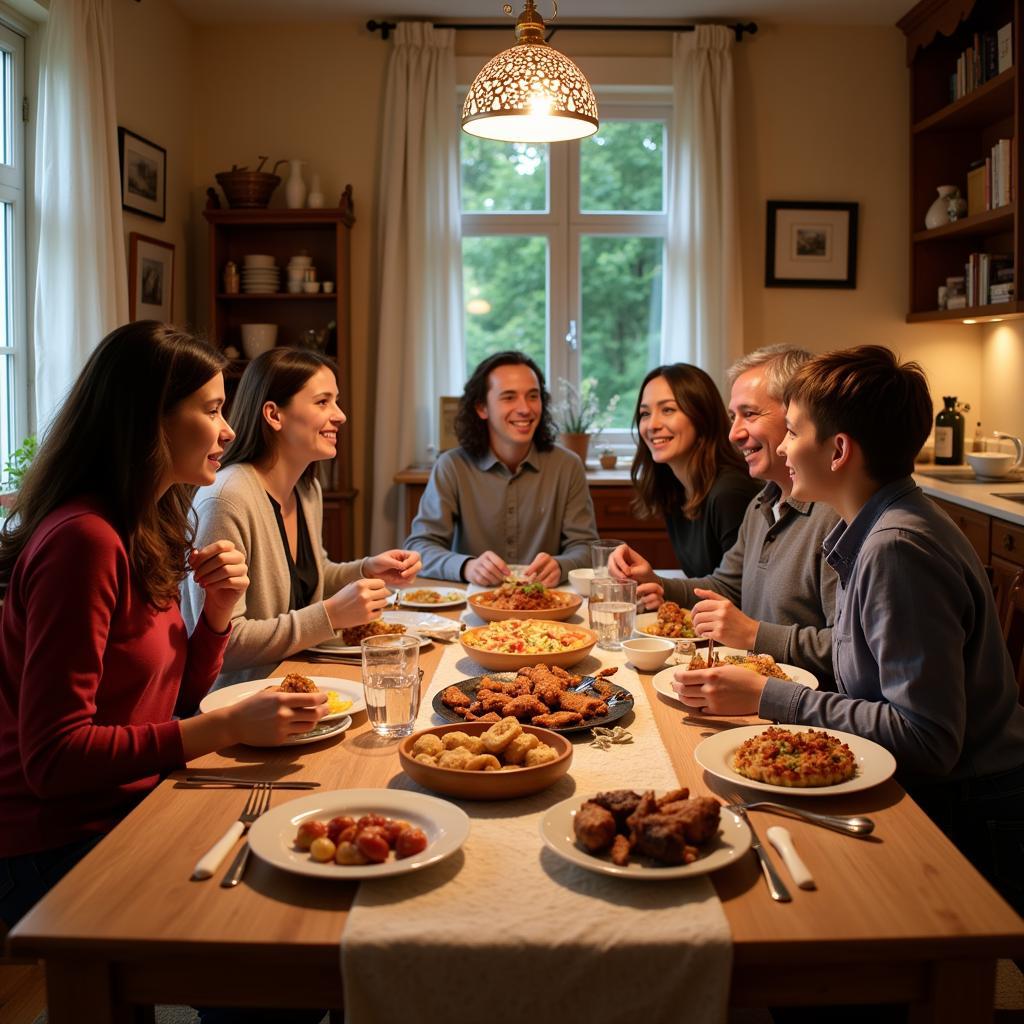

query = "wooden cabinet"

[
  {"left": 931, "top": 495, "right": 992, "bottom": 562},
  {"left": 203, "top": 199, "right": 357, "bottom": 561},
  {"left": 899, "top": 0, "right": 1023, "bottom": 323},
  {"left": 396, "top": 471, "right": 677, "bottom": 569}
]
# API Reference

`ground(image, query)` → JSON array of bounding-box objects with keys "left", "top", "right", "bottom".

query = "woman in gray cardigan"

[{"left": 181, "top": 348, "right": 419, "bottom": 686}]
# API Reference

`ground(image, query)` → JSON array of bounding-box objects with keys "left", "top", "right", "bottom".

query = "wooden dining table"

[{"left": 7, "top": 593, "right": 1024, "bottom": 1023}]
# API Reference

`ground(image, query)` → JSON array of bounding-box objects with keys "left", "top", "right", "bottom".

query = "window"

[
  {"left": 0, "top": 21, "right": 25, "bottom": 479},
  {"left": 460, "top": 97, "right": 668, "bottom": 442}
]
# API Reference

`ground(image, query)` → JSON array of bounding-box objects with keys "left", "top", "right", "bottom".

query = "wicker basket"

[{"left": 215, "top": 170, "right": 281, "bottom": 209}]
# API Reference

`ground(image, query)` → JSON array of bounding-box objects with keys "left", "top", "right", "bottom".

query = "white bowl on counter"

[{"left": 967, "top": 451, "right": 1022, "bottom": 480}]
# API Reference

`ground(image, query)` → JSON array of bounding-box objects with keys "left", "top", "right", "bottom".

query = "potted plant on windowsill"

[
  {"left": 1, "top": 435, "right": 37, "bottom": 515},
  {"left": 599, "top": 447, "right": 618, "bottom": 470},
  {"left": 553, "top": 378, "right": 619, "bottom": 466}
]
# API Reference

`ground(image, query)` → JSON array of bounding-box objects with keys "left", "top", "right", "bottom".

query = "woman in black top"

[{"left": 624, "top": 364, "right": 758, "bottom": 577}]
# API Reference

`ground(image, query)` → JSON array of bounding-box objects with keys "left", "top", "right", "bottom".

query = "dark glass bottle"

[{"left": 935, "top": 396, "right": 965, "bottom": 465}]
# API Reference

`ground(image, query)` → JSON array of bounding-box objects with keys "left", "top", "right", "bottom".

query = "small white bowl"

[
  {"left": 302, "top": 281, "right": 321, "bottom": 294},
  {"left": 621, "top": 637, "right": 675, "bottom": 672},
  {"left": 967, "top": 451, "right": 1020, "bottom": 479},
  {"left": 239, "top": 323, "right": 278, "bottom": 359},
  {"left": 568, "top": 567, "right": 595, "bottom": 597}
]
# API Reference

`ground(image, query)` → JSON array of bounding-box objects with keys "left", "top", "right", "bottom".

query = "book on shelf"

[
  {"left": 994, "top": 266, "right": 1016, "bottom": 284},
  {"left": 998, "top": 22, "right": 1013, "bottom": 75},
  {"left": 946, "top": 295, "right": 968, "bottom": 310},
  {"left": 967, "top": 161, "right": 986, "bottom": 215}
]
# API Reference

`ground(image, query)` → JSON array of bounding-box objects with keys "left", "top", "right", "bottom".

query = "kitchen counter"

[{"left": 913, "top": 466, "right": 1024, "bottom": 527}]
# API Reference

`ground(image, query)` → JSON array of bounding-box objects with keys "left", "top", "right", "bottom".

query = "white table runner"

[{"left": 342, "top": 639, "right": 732, "bottom": 1024}]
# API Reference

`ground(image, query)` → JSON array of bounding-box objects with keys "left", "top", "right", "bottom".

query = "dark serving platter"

[{"left": 431, "top": 671, "right": 634, "bottom": 735}]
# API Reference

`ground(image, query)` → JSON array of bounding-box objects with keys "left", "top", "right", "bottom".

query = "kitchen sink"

[{"left": 990, "top": 492, "right": 1024, "bottom": 504}]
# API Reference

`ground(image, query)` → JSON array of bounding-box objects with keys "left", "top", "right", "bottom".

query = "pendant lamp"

[{"left": 461, "top": 0, "right": 599, "bottom": 144}]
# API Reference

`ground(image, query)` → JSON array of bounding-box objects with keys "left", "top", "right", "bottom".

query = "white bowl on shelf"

[
  {"left": 243, "top": 254, "right": 275, "bottom": 268},
  {"left": 240, "top": 323, "right": 278, "bottom": 359}
]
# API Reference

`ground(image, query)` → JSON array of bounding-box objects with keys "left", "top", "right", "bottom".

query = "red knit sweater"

[{"left": 0, "top": 500, "right": 228, "bottom": 856}]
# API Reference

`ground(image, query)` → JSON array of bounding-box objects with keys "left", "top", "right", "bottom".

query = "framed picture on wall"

[
  {"left": 118, "top": 127, "right": 166, "bottom": 221},
  {"left": 765, "top": 200, "right": 858, "bottom": 288},
  {"left": 438, "top": 396, "right": 460, "bottom": 451},
  {"left": 129, "top": 232, "right": 174, "bottom": 322}
]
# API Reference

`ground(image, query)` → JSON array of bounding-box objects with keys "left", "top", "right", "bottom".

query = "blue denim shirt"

[{"left": 759, "top": 477, "right": 1024, "bottom": 782}]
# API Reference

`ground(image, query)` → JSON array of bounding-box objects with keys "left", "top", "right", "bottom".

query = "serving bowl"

[
  {"left": 460, "top": 620, "right": 598, "bottom": 671},
  {"left": 621, "top": 637, "right": 675, "bottom": 671},
  {"left": 467, "top": 589, "right": 582, "bottom": 623},
  {"left": 398, "top": 722, "right": 572, "bottom": 800},
  {"left": 967, "top": 451, "right": 1021, "bottom": 479},
  {"left": 240, "top": 323, "right": 278, "bottom": 359}
]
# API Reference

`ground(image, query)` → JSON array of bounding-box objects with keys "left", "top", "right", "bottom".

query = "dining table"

[{"left": 7, "top": 584, "right": 1024, "bottom": 1023}]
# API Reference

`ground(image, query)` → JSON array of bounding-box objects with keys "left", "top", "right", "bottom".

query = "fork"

[
  {"left": 726, "top": 800, "right": 874, "bottom": 837},
  {"left": 725, "top": 796, "right": 791, "bottom": 902},
  {"left": 191, "top": 782, "right": 272, "bottom": 881}
]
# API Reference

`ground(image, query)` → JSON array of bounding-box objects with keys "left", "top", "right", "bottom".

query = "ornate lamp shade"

[{"left": 462, "top": 1, "right": 599, "bottom": 143}]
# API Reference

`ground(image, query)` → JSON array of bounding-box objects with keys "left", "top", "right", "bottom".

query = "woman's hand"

[
  {"left": 691, "top": 588, "right": 759, "bottom": 649},
  {"left": 190, "top": 541, "right": 250, "bottom": 634},
  {"left": 671, "top": 665, "right": 766, "bottom": 716},
  {"left": 636, "top": 581, "right": 665, "bottom": 610},
  {"left": 364, "top": 549, "right": 421, "bottom": 587},
  {"left": 523, "top": 552, "right": 560, "bottom": 587},
  {"left": 608, "top": 543, "right": 657, "bottom": 584},
  {"left": 324, "top": 578, "right": 391, "bottom": 629},
  {"left": 463, "top": 551, "right": 509, "bottom": 586},
  {"left": 226, "top": 689, "right": 328, "bottom": 746}
]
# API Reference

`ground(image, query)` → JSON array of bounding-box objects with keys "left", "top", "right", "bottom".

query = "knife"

[{"left": 183, "top": 774, "right": 319, "bottom": 788}]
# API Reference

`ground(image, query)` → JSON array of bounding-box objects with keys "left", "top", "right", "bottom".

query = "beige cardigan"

[{"left": 180, "top": 463, "right": 365, "bottom": 687}]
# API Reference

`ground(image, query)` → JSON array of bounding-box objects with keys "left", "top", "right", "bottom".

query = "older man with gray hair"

[{"left": 610, "top": 344, "right": 839, "bottom": 686}]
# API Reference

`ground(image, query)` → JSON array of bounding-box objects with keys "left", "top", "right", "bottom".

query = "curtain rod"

[{"left": 366, "top": 19, "right": 757, "bottom": 42}]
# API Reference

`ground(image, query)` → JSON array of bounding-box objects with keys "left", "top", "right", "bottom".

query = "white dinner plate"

[
  {"left": 388, "top": 586, "right": 467, "bottom": 609},
  {"left": 539, "top": 796, "right": 751, "bottom": 880},
  {"left": 199, "top": 675, "right": 365, "bottom": 725},
  {"left": 693, "top": 724, "right": 897, "bottom": 797},
  {"left": 313, "top": 610, "right": 446, "bottom": 654},
  {"left": 247, "top": 788, "right": 471, "bottom": 879},
  {"left": 651, "top": 649, "right": 819, "bottom": 704}
]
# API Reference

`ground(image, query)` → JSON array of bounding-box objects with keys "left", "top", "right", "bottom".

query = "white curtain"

[
  {"left": 371, "top": 22, "right": 464, "bottom": 551},
  {"left": 33, "top": 0, "right": 128, "bottom": 433},
  {"left": 662, "top": 26, "right": 743, "bottom": 387}
]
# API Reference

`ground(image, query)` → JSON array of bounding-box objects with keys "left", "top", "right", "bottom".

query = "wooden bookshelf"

[{"left": 899, "top": 0, "right": 1021, "bottom": 322}]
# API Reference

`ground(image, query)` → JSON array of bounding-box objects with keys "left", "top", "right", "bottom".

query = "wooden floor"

[{"left": 0, "top": 961, "right": 45, "bottom": 1024}]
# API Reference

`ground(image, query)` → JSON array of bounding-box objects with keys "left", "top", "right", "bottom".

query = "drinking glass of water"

[
  {"left": 361, "top": 634, "right": 421, "bottom": 738},
  {"left": 589, "top": 577, "right": 637, "bottom": 651},
  {"left": 590, "top": 539, "right": 624, "bottom": 578}
]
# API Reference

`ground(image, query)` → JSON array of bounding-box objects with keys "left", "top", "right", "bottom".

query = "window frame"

[
  {"left": 459, "top": 91, "right": 670, "bottom": 450},
  {"left": 0, "top": 19, "right": 27, "bottom": 475}
]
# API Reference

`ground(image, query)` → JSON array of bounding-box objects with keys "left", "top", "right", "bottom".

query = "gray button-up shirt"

[
  {"left": 759, "top": 477, "right": 1024, "bottom": 782},
  {"left": 662, "top": 482, "right": 839, "bottom": 686},
  {"left": 404, "top": 445, "right": 599, "bottom": 582}
]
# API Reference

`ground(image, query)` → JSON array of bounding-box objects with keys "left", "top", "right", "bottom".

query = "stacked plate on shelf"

[{"left": 242, "top": 254, "right": 280, "bottom": 294}]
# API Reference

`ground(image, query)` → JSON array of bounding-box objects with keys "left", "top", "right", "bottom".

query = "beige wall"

[{"left": 123, "top": 16, "right": 1009, "bottom": 542}]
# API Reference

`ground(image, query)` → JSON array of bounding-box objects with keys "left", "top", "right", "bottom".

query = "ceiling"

[{"left": 172, "top": 0, "right": 913, "bottom": 27}]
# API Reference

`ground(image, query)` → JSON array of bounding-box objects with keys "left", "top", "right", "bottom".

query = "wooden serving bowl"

[
  {"left": 399, "top": 722, "right": 573, "bottom": 800},
  {"left": 467, "top": 589, "right": 583, "bottom": 622},
  {"left": 459, "top": 620, "right": 598, "bottom": 671}
]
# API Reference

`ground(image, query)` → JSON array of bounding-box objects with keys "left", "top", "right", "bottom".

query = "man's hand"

[
  {"left": 364, "top": 549, "right": 421, "bottom": 587},
  {"left": 608, "top": 543, "right": 657, "bottom": 584},
  {"left": 190, "top": 541, "right": 249, "bottom": 634},
  {"left": 463, "top": 551, "right": 509, "bottom": 586},
  {"left": 522, "top": 552, "right": 560, "bottom": 586},
  {"left": 690, "top": 587, "right": 759, "bottom": 649},
  {"left": 671, "top": 665, "right": 766, "bottom": 716},
  {"left": 636, "top": 581, "right": 665, "bottom": 610}
]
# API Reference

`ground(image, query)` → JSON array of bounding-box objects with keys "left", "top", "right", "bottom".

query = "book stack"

[
  {"left": 990, "top": 264, "right": 1015, "bottom": 305},
  {"left": 946, "top": 275, "right": 967, "bottom": 310},
  {"left": 950, "top": 23, "right": 1013, "bottom": 101},
  {"left": 986, "top": 139, "right": 1014, "bottom": 209}
]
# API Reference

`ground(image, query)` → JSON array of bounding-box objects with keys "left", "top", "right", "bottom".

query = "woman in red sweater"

[{"left": 0, "top": 322, "right": 328, "bottom": 928}]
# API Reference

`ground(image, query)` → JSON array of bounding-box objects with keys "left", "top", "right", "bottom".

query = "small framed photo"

[
  {"left": 438, "top": 396, "right": 460, "bottom": 451},
  {"left": 129, "top": 232, "right": 174, "bottom": 322},
  {"left": 765, "top": 201, "right": 858, "bottom": 288},
  {"left": 118, "top": 128, "right": 166, "bottom": 221}
]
